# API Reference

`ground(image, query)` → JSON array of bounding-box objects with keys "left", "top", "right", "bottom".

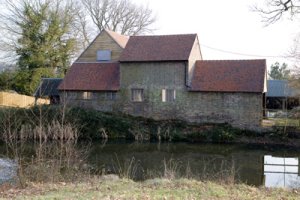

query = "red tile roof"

[
  {"left": 58, "top": 63, "right": 120, "bottom": 91},
  {"left": 190, "top": 60, "right": 266, "bottom": 93},
  {"left": 119, "top": 34, "right": 197, "bottom": 62}
]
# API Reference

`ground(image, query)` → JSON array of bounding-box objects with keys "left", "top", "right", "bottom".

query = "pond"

[
  {"left": 88, "top": 141, "right": 300, "bottom": 188},
  {"left": 1, "top": 141, "right": 300, "bottom": 189}
]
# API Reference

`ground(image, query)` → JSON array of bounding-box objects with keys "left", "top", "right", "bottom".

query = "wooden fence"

[{"left": 0, "top": 92, "right": 49, "bottom": 108}]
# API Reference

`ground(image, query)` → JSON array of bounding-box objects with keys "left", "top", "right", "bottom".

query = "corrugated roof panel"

[{"left": 266, "top": 80, "right": 298, "bottom": 97}]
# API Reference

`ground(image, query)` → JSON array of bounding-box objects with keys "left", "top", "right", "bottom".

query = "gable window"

[
  {"left": 105, "top": 92, "right": 117, "bottom": 100},
  {"left": 97, "top": 50, "right": 111, "bottom": 61},
  {"left": 162, "top": 89, "right": 176, "bottom": 102},
  {"left": 131, "top": 89, "right": 143, "bottom": 102},
  {"left": 82, "top": 91, "right": 93, "bottom": 100}
]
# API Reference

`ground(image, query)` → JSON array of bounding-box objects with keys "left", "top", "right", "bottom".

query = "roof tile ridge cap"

[
  {"left": 105, "top": 28, "right": 128, "bottom": 37},
  {"left": 132, "top": 33, "right": 197, "bottom": 37},
  {"left": 196, "top": 59, "right": 266, "bottom": 62},
  {"left": 74, "top": 61, "right": 120, "bottom": 64}
]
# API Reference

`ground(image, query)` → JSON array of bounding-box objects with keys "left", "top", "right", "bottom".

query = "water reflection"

[
  {"left": 0, "top": 158, "right": 17, "bottom": 184},
  {"left": 88, "top": 142, "right": 300, "bottom": 188},
  {"left": 263, "top": 155, "right": 300, "bottom": 188}
]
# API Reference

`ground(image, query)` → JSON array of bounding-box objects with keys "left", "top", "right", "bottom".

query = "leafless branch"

[
  {"left": 81, "top": 0, "right": 156, "bottom": 35},
  {"left": 253, "top": 0, "right": 300, "bottom": 25}
]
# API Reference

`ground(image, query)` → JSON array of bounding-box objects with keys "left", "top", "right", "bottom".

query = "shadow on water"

[{"left": 0, "top": 140, "right": 300, "bottom": 189}]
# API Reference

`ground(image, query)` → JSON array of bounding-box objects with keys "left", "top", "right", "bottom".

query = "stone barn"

[{"left": 58, "top": 29, "right": 267, "bottom": 130}]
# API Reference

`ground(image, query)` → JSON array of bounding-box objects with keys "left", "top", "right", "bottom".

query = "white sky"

[{"left": 132, "top": 0, "right": 300, "bottom": 69}]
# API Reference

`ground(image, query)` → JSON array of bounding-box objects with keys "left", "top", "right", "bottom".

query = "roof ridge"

[
  {"left": 197, "top": 59, "right": 266, "bottom": 62},
  {"left": 41, "top": 78, "right": 63, "bottom": 80},
  {"left": 134, "top": 33, "right": 197, "bottom": 37}
]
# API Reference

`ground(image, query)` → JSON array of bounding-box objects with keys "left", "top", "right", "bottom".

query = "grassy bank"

[
  {"left": 0, "top": 106, "right": 299, "bottom": 145},
  {"left": 1, "top": 177, "right": 299, "bottom": 200}
]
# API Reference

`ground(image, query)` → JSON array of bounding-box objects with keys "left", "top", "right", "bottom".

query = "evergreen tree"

[
  {"left": 16, "top": 1, "right": 76, "bottom": 71},
  {"left": 6, "top": 1, "right": 78, "bottom": 95},
  {"left": 268, "top": 62, "right": 290, "bottom": 80}
]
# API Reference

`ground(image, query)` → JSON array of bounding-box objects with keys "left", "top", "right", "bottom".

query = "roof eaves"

[
  {"left": 119, "top": 59, "right": 189, "bottom": 63},
  {"left": 188, "top": 89, "right": 262, "bottom": 93}
]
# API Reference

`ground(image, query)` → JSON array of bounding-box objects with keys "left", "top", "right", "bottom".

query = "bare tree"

[
  {"left": 253, "top": 0, "right": 300, "bottom": 65},
  {"left": 81, "top": 0, "right": 156, "bottom": 35},
  {"left": 253, "top": 0, "right": 300, "bottom": 25},
  {"left": 71, "top": 0, "right": 96, "bottom": 49}
]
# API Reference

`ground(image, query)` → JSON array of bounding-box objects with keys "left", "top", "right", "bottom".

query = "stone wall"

[
  {"left": 119, "top": 62, "right": 263, "bottom": 130},
  {"left": 119, "top": 61, "right": 186, "bottom": 115},
  {"left": 182, "top": 92, "right": 263, "bottom": 130},
  {"left": 60, "top": 91, "right": 118, "bottom": 112}
]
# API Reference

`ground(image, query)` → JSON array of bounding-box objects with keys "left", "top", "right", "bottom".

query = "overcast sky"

[{"left": 132, "top": 0, "right": 300, "bottom": 69}]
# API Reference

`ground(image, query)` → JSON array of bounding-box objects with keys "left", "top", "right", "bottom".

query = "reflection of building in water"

[{"left": 263, "top": 155, "right": 300, "bottom": 188}]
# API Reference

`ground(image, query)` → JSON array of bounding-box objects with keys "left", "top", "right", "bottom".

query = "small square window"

[
  {"left": 97, "top": 50, "right": 111, "bottom": 61},
  {"left": 66, "top": 92, "right": 77, "bottom": 99},
  {"left": 105, "top": 92, "right": 117, "bottom": 100},
  {"left": 131, "top": 89, "right": 143, "bottom": 102},
  {"left": 162, "top": 89, "right": 176, "bottom": 102},
  {"left": 82, "top": 91, "right": 93, "bottom": 100}
]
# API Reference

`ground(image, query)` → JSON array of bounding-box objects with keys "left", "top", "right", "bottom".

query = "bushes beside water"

[{"left": 0, "top": 105, "right": 258, "bottom": 142}]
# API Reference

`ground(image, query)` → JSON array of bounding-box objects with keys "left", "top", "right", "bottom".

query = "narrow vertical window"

[
  {"left": 131, "top": 89, "right": 143, "bottom": 102},
  {"left": 162, "top": 89, "right": 176, "bottom": 102},
  {"left": 162, "top": 89, "right": 166, "bottom": 102}
]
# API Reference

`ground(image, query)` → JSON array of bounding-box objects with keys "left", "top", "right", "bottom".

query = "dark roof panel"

[
  {"left": 34, "top": 78, "right": 63, "bottom": 97},
  {"left": 190, "top": 60, "right": 266, "bottom": 93},
  {"left": 119, "top": 34, "right": 197, "bottom": 62},
  {"left": 58, "top": 63, "right": 120, "bottom": 91}
]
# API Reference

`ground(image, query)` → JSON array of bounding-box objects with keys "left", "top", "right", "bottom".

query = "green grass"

[
  {"left": 273, "top": 118, "right": 300, "bottom": 127},
  {"left": 263, "top": 118, "right": 300, "bottom": 127},
  {"left": 1, "top": 178, "right": 298, "bottom": 200}
]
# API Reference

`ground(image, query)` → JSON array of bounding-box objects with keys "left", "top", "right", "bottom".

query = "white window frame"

[
  {"left": 131, "top": 89, "right": 144, "bottom": 102},
  {"left": 82, "top": 91, "right": 93, "bottom": 100},
  {"left": 162, "top": 89, "right": 176, "bottom": 102}
]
